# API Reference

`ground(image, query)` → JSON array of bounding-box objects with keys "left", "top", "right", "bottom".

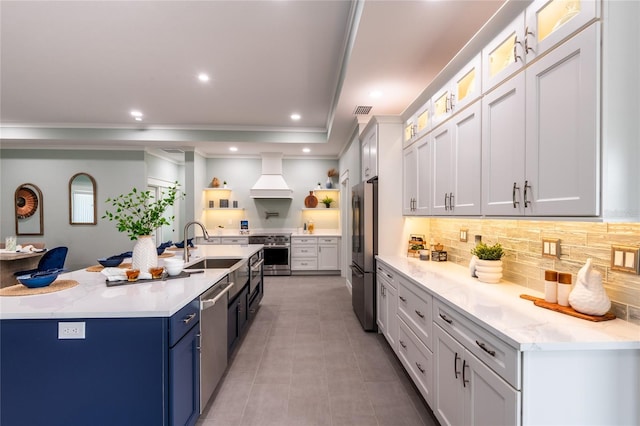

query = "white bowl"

[{"left": 163, "top": 259, "right": 184, "bottom": 276}]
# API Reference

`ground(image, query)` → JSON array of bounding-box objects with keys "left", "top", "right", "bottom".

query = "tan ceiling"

[{"left": 0, "top": 0, "right": 505, "bottom": 159}]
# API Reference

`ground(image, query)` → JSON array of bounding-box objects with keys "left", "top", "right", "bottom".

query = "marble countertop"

[
  {"left": 0, "top": 245, "right": 263, "bottom": 320},
  {"left": 377, "top": 255, "right": 640, "bottom": 352}
]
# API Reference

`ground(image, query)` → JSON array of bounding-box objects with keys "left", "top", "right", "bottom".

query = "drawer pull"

[
  {"left": 182, "top": 313, "right": 197, "bottom": 324},
  {"left": 414, "top": 310, "right": 425, "bottom": 319},
  {"left": 415, "top": 362, "right": 425, "bottom": 374},
  {"left": 439, "top": 313, "right": 453, "bottom": 324},
  {"left": 399, "top": 340, "right": 407, "bottom": 349},
  {"left": 399, "top": 296, "right": 407, "bottom": 302},
  {"left": 475, "top": 340, "right": 496, "bottom": 357},
  {"left": 454, "top": 352, "right": 461, "bottom": 379},
  {"left": 462, "top": 359, "right": 469, "bottom": 387}
]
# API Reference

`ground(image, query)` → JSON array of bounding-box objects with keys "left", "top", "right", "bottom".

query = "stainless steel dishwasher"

[{"left": 199, "top": 276, "right": 234, "bottom": 412}]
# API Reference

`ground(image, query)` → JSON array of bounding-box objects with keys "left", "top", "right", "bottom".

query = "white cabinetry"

[
  {"left": 432, "top": 54, "right": 482, "bottom": 129},
  {"left": 291, "top": 236, "right": 340, "bottom": 273},
  {"left": 375, "top": 263, "right": 397, "bottom": 349},
  {"left": 404, "top": 101, "right": 432, "bottom": 148},
  {"left": 317, "top": 237, "right": 340, "bottom": 270},
  {"left": 361, "top": 123, "right": 378, "bottom": 181},
  {"left": 482, "top": 24, "right": 598, "bottom": 216},
  {"left": 431, "top": 101, "right": 482, "bottom": 215},
  {"left": 403, "top": 137, "right": 430, "bottom": 216},
  {"left": 220, "top": 237, "right": 248, "bottom": 245}
]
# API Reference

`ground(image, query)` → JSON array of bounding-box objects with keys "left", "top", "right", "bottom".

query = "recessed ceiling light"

[
  {"left": 290, "top": 113, "right": 301, "bottom": 121},
  {"left": 302, "top": 148, "right": 310, "bottom": 153},
  {"left": 229, "top": 147, "right": 238, "bottom": 152},
  {"left": 134, "top": 117, "right": 142, "bottom": 121},
  {"left": 130, "top": 110, "right": 143, "bottom": 118},
  {"left": 198, "top": 73, "right": 210, "bottom": 82},
  {"left": 369, "top": 90, "right": 383, "bottom": 98}
]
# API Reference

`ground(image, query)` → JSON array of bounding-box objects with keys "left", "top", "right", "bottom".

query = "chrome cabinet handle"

[
  {"left": 399, "top": 340, "right": 407, "bottom": 349},
  {"left": 439, "top": 313, "right": 453, "bottom": 324},
  {"left": 524, "top": 26, "right": 535, "bottom": 54},
  {"left": 512, "top": 182, "right": 520, "bottom": 208},
  {"left": 454, "top": 352, "right": 461, "bottom": 379},
  {"left": 415, "top": 310, "right": 425, "bottom": 319},
  {"left": 182, "top": 313, "right": 196, "bottom": 324},
  {"left": 449, "top": 93, "right": 455, "bottom": 111},
  {"left": 399, "top": 295, "right": 407, "bottom": 302},
  {"left": 524, "top": 180, "right": 532, "bottom": 208},
  {"left": 416, "top": 362, "right": 426, "bottom": 374},
  {"left": 476, "top": 340, "right": 496, "bottom": 357},
  {"left": 444, "top": 193, "right": 449, "bottom": 211},
  {"left": 513, "top": 36, "right": 523, "bottom": 62},
  {"left": 449, "top": 192, "right": 454, "bottom": 210},
  {"left": 462, "top": 359, "right": 469, "bottom": 387}
]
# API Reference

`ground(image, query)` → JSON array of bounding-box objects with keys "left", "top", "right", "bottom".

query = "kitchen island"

[
  {"left": 0, "top": 244, "right": 263, "bottom": 426},
  {"left": 376, "top": 255, "right": 640, "bottom": 426}
]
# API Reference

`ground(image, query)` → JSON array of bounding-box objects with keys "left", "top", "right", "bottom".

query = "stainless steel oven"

[
  {"left": 248, "top": 234, "right": 291, "bottom": 276},
  {"left": 249, "top": 249, "right": 263, "bottom": 295}
]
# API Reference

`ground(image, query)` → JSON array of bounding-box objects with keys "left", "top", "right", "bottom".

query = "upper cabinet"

[
  {"left": 483, "top": 0, "right": 599, "bottom": 92},
  {"left": 482, "top": 24, "right": 599, "bottom": 216},
  {"left": 404, "top": 101, "right": 432, "bottom": 148},
  {"left": 403, "top": 136, "right": 431, "bottom": 216},
  {"left": 432, "top": 54, "right": 482, "bottom": 129},
  {"left": 361, "top": 123, "right": 378, "bottom": 182}
]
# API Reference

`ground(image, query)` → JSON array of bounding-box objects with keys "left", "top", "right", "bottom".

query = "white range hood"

[{"left": 250, "top": 153, "right": 294, "bottom": 199}]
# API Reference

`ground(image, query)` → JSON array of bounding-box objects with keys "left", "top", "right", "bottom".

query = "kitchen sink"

[{"left": 185, "top": 258, "right": 243, "bottom": 269}]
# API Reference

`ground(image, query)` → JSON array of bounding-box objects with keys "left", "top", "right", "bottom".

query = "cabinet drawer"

[
  {"left": 205, "top": 237, "right": 221, "bottom": 244},
  {"left": 291, "top": 258, "right": 317, "bottom": 270},
  {"left": 317, "top": 237, "right": 338, "bottom": 245},
  {"left": 220, "top": 237, "right": 248, "bottom": 245},
  {"left": 397, "top": 274, "right": 432, "bottom": 350},
  {"left": 292, "top": 237, "right": 317, "bottom": 245},
  {"left": 398, "top": 318, "right": 434, "bottom": 406},
  {"left": 376, "top": 263, "right": 395, "bottom": 289},
  {"left": 169, "top": 299, "right": 200, "bottom": 347},
  {"left": 292, "top": 245, "right": 318, "bottom": 257},
  {"left": 433, "top": 299, "right": 520, "bottom": 389}
]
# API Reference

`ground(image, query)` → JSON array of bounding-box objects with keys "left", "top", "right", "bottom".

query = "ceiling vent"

[
  {"left": 250, "top": 153, "right": 294, "bottom": 199},
  {"left": 353, "top": 105, "right": 373, "bottom": 115}
]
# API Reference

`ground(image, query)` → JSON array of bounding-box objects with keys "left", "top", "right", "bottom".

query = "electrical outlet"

[
  {"left": 460, "top": 228, "right": 468, "bottom": 242},
  {"left": 542, "top": 238, "right": 560, "bottom": 258},
  {"left": 58, "top": 322, "right": 86, "bottom": 339},
  {"left": 611, "top": 245, "right": 640, "bottom": 274}
]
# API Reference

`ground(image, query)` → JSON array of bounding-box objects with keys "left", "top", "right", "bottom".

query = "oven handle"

[
  {"left": 200, "top": 282, "right": 234, "bottom": 311},
  {"left": 251, "top": 259, "right": 264, "bottom": 271}
]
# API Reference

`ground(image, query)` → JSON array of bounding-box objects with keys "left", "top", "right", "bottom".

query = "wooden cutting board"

[{"left": 520, "top": 294, "right": 616, "bottom": 322}]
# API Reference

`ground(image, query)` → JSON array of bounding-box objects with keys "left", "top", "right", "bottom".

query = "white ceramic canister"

[
  {"left": 544, "top": 270, "right": 558, "bottom": 303},
  {"left": 557, "top": 272, "right": 572, "bottom": 306}
]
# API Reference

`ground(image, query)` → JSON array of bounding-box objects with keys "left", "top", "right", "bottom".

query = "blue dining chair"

[{"left": 13, "top": 246, "right": 69, "bottom": 277}]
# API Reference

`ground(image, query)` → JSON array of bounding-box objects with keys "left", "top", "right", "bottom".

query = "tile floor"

[{"left": 197, "top": 275, "right": 440, "bottom": 426}]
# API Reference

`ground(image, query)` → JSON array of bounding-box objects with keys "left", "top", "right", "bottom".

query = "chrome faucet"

[{"left": 183, "top": 221, "right": 210, "bottom": 262}]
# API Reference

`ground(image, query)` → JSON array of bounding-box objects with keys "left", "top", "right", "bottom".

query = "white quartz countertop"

[
  {"left": 0, "top": 244, "right": 263, "bottom": 320},
  {"left": 376, "top": 255, "right": 640, "bottom": 352}
]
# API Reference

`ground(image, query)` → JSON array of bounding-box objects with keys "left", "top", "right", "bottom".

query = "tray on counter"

[
  {"left": 105, "top": 270, "right": 203, "bottom": 287},
  {"left": 520, "top": 294, "right": 616, "bottom": 322}
]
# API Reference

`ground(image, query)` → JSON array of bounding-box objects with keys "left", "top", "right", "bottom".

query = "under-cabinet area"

[{"left": 376, "top": 255, "right": 640, "bottom": 426}]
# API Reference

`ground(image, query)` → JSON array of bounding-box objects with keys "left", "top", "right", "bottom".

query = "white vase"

[
  {"left": 132, "top": 235, "right": 158, "bottom": 273},
  {"left": 474, "top": 259, "right": 503, "bottom": 283}
]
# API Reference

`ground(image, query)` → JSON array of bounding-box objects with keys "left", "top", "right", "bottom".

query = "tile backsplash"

[{"left": 420, "top": 218, "right": 640, "bottom": 325}]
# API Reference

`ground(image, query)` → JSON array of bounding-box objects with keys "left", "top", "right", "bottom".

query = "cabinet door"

[
  {"left": 376, "top": 277, "right": 387, "bottom": 336},
  {"left": 404, "top": 116, "right": 416, "bottom": 148},
  {"left": 362, "top": 124, "right": 378, "bottom": 181},
  {"left": 318, "top": 244, "right": 339, "bottom": 270},
  {"left": 465, "top": 350, "right": 520, "bottom": 426},
  {"left": 402, "top": 145, "right": 418, "bottom": 215},
  {"left": 451, "top": 54, "right": 482, "bottom": 113},
  {"left": 415, "top": 101, "right": 432, "bottom": 139},
  {"left": 482, "top": 73, "right": 526, "bottom": 216},
  {"left": 450, "top": 101, "right": 482, "bottom": 215},
  {"left": 434, "top": 325, "right": 465, "bottom": 426},
  {"left": 385, "top": 283, "right": 397, "bottom": 349},
  {"left": 525, "top": 24, "right": 599, "bottom": 216},
  {"left": 483, "top": 13, "right": 527, "bottom": 91},
  {"left": 362, "top": 137, "right": 371, "bottom": 181},
  {"left": 170, "top": 324, "right": 200, "bottom": 426},
  {"left": 431, "top": 85, "right": 453, "bottom": 129},
  {"left": 431, "top": 125, "right": 453, "bottom": 215},
  {"left": 415, "top": 137, "right": 431, "bottom": 215},
  {"left": 527, "top": 0, "right": 599, "bottom": 58}
]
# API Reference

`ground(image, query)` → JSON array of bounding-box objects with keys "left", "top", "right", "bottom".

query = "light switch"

[
  {"left": 611, "top": 245, "right": 640, "bottom": 274},
  {"left": 542, "top": 238, "right": 560, "bottom": 258}
]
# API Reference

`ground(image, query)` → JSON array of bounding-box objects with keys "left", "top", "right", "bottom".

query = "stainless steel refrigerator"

[{"left": 350, "top": 178, "right": 378, "bottom": 331}]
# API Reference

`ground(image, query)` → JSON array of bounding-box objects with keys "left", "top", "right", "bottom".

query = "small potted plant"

[
  {"left": 103, "top": 182, "right": 183, "bottom": 272},
  {"left": 223, "top": 181, "right": 228, "bottom": 189},
  {"left": 470, "top": 242, "right": 504, "bottom": 283},
  {"left": 321, "top": 196, "right": 333, "bottom": 208}
]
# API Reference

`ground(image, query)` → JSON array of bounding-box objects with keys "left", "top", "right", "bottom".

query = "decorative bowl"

[
  {"left": 98, "top": 257, "right": 124, "bottom": 267},
  {"left": 163, "top": 258, "right": 185, "bottom": 276},
  {"left": 17, "top": 270, "right": 60, "bottom": 288}
]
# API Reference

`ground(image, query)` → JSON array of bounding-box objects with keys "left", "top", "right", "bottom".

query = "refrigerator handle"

[{"left": 349, "top": 264, "right": 365, "bottom": 278}]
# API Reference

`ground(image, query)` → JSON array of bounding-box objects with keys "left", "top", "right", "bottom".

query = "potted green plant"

[
  {"left": 103, "top": 182, "right": 183, "bottom": 272},
  {"left": 321, "top": 196, "right": 333, "bottom": 208},
  {"left": 470, "top": 242, "right": 504, "bottom": 283}
]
